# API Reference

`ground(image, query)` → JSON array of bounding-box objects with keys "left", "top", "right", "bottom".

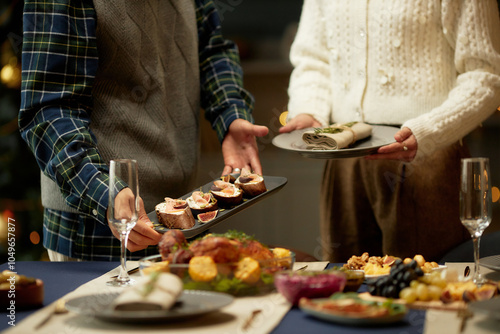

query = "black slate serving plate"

[{"left": 147, "top": 175, "right": 287, "bottom": 238}]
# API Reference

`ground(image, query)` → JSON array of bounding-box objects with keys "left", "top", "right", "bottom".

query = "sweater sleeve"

[
  {"left": 403, "top": 0, "right": 500, "bottom": 159},
  {"left": 19, "top": 0, "right": 109, "bottom": 223},
  {"left": 196, "top": 0, "right": 255, "bottom": 143},
  {"left": 287, "top": 0, "right": 331, "bottom": 126}
]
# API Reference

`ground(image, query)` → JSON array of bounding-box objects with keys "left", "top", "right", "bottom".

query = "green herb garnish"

[{"left": 314, "top": 122, "right": 358, "bottom": 134}]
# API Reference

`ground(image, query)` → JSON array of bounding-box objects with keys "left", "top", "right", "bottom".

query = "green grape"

[
  {"left": 409, "top": 280, "right": 419, "bottom": 289},
  {"left": 429, "top": 276, "right": 447, "bottom": 289},
  {"left": 427, "top": 285, "right": 443, "bottom": 301},
  {"left": 415, "top": 283, "right": 430, "bottom": 301},
  {"left": 399, "top": 287, "right": 418, "bottom": 303}
]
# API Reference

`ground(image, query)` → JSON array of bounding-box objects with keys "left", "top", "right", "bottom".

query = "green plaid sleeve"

[
  {"left": 196, "top": 0, "right": 255, "bottom": 143},
  {"left": 19, "top": 0, "right": 109, "bottom": 224}
]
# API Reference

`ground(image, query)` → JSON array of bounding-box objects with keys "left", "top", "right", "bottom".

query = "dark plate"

[
  {"left": 469, "top": 296, "right": 500, "bottom": 320},
  {"left": 148, "top": 175, "right": 287, "bottom": 238},
  {"left": 479, "top": 255, "right": 500, "bottom": 272},
  {"left": 64, "top": 290, "right": 234, "bottom": 323},
  {"left": 272, "top": 125, "right": 398, "bottom": 159}
]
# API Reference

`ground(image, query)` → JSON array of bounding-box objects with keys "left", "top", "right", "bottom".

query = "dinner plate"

[
  {"left": 479, "top": 254, "right": 500, "bottom": 271},
  {"left": 64, "top": 290, "right": 234, "bottom": 323},
  {"left": 468, "top": 297, "right": 500, "bottom": 320},
  {"left": 272, "top": 125, "right": 399, "bottom": 159},
  {"left": 148, "top": 175, "right": 287, "bottom": 238},
  {"left": 299, "top": 298, "right": 407, "bottom": 326}
]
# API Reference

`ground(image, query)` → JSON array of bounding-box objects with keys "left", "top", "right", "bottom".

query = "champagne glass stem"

[
  {"left": 117, "top": 230, "right": 131, "bottom": 282},
  {"left": 472, "top": 234, "right": 481, "bottom": 283}
]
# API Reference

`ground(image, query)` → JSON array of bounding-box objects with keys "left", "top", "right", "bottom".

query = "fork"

[{"left": 34, "top": 299, "right": 67, "bottom": 330}]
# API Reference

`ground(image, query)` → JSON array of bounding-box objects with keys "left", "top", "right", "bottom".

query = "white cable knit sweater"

[{"left": 288, "top": 0, "right": 500, "bottom": 158}]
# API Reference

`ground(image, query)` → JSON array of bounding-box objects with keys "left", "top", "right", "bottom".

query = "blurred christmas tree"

[{"left": 0, "top": 0, "right": 46, "bottom": 261}]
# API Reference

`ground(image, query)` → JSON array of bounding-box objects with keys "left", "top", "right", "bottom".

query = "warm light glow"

[
  {"left": 492, "top": 186, "right": 500, "bottom": 203},
  {"left": 0, "top": 214, "right": 6, "bottom": 243},
  {"left": 279, "top": 111, "right": 289, "bottom": 126},
  {"left": 30, "top": 231, "right": 41, "bottom": 245},
  {"left": 0, "top": 59, "right": 22, "bottom": 89},
  {"left": 0, "top": 210, "right": 14, "bottom": 243}
]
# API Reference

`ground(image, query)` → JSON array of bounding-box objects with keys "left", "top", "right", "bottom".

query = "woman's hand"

[
  {"left": 365, "top": 127, "right": 418, "bottom": 162},
  {"left": 279, "top": 113, "right": 322, "bottom": 133},
  {"left": 221, "top": 119, "right": 269, "bottom": 175},
  {"left": 108, "top": 189, "right": 162, "bottom": 252}
]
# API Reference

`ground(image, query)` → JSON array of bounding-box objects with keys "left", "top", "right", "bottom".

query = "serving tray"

[
  {"left": 148, "top": 175, "right": 287, "bottom": 238},
  {"left": 272, "top": 125, "right": 398, "bottom": 159}
]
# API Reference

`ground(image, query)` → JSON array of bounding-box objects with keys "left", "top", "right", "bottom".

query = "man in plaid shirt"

[{"left": 19, "top": 0, "right": 268, "bottom": 261}]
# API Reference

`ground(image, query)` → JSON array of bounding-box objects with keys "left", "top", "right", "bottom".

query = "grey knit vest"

[{"left": 41, "top": 0, "right": 200, "bottom": 214}]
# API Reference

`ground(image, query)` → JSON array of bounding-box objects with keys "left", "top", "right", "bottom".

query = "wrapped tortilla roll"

[
  {"left": 302, "top": 122, "right": 373, "bottom": 150},
  {"left": 113, "top": 272, "right": 183, "bottom": 311}
]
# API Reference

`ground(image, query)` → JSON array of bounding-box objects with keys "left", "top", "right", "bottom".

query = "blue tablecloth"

[{"left": 0, "top": 262, "right": 426, "bottom": 333}]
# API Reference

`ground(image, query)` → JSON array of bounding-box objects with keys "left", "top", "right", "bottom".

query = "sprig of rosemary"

[{"left": 313, "top": 121, "right": 358, "bottom": 134}]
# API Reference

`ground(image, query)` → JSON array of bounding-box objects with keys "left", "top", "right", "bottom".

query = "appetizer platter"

[
  {"left": 340, "top": 253, "right": 499, "bottom": 312},
  {"left": 272, "top": 124, "right": 398, "bottom": 159},
  {"left": 299, "top": 293, "right": 408, "bottom": 326},
  {"left": 148, "top": 173, "right": 287, "bottom": 238}
]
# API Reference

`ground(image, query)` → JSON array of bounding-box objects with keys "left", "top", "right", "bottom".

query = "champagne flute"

[
  {"left": 459, "top": 157, "right": 492, "bottom": 284},
  {"left": 106, "top": 159, "right": 139, "bottom": 287}
]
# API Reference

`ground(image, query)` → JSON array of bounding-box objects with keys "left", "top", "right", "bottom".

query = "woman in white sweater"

[{"left": 281, "top": 0, "right": 500, "bottom": 262}]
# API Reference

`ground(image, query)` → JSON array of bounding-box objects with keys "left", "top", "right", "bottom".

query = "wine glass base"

[
  {"left": 463, "top": 274, "right": 487, "bottom": 286},
  {"left": 106, "top": 278, "right": 136, "bottom": 287}
]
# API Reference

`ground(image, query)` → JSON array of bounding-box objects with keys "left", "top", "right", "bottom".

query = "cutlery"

[
  {"left": 295, "top": 265, "right": 308, "bottom": 271},
  {"left": 110, "top": 266, "right": 139, "bottom": 279},
  {"left": 241, "top": 309, "right": 262, "bottom": 332},
  {"left": 34, "top": 299, "right": 67, "bottom": 330},
  {"left": 458, "top": 308, "right": 473, "bottom": 333}
]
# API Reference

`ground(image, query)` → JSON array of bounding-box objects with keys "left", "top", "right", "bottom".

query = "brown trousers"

[{"left": 320, "top": 142, "right": 471, "bottom": 263}]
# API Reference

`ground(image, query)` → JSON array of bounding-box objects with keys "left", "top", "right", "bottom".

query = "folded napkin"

[
  {"left": 112, "top": 272, "right": 183, "bottom": 311},
  {"left": 302, "top": 122, "right": 373, "bottom": 150}
]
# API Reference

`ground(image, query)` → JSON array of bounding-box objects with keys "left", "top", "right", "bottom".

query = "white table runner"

[{"left": 5, "top": 261, "right": 328, "bottom": 334}]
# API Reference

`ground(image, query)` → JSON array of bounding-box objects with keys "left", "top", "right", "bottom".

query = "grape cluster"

[{"left": 367, "top": 259, "right": 424, "bottom": 298}]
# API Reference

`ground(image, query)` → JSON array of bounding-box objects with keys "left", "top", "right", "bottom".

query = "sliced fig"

[
  {"left": 211, "top": 185, "right": 222, "bottom": 192},
  {"left": 173, "top": 201, "right": 188, "bottom": 210},
  {"left": 382, "top": 255, "right": 396, "bottom": 266},
  {"left": 238, "top": 176, "right": 253, "bottom": 183},
  {"left": 462, "top": 290, "right": 476, "bottom": 302},
  {"left": 235, "top": 173, "right": 266, "bottom": 197},
  {"left": 211, "top": 184, "right": 243, "bottom": 207},
  {"left": 221, "top": 174, "right": 236, "bottom": 183},
  {"left": 187, "top": 191, "right": 218, "bottom": 215},
  {"left": 440, "top": 289, "right": 454, "bottom": 304},
  {"left": 474, "top": 284, "right": 497, "bottom": 301},
  {"left": 198, "top": 210, "right": 218, "bottom": 223},
  {"left": 156, "top": 198, "right": 195, "bottom": 229}
]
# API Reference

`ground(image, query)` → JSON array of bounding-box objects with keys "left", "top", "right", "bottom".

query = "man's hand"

[
  {"left": 365, "top": 127, "right": 418, "bottom": 162},
  {"left": 108, "top": 189, "right": 161, "bottom": 252},
  {"left": 221, "top": 119, "right": 269, "bottom": 175},
  {"left": 279, "top": 114, "right": 322, "bottom": 133}
]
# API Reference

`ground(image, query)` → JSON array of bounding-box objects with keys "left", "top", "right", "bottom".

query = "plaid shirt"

[{"left": 19, "top": 0, "right": 254, "bottom": 261}]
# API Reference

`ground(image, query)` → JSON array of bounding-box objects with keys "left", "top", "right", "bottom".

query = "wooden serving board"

[{"left": 358, "top": 292, "right": 467, "bottom": 311}]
